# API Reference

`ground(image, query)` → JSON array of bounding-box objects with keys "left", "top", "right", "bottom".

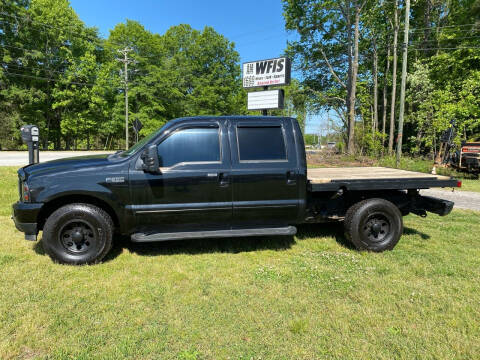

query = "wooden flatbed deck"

[{"left": 307, "top": 167, "right": 457, "bottom": 192}]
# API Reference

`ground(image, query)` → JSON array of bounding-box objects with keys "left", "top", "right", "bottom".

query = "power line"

[
  {"left": 234, "top": 32, "right": 293, "bottom": 47},
  {"left": 0, "top": 12, "right": 102, "bottom": 44},
  {"left": 0, "top": 62, "right": 121, "bottom": 83},
  {"left": 410, "top": 34, "right": 480, "bottom": 43},
  {"left": 2, "top": 70, "right": 98, "bottom": 86},
  {"left": 409, "top": 23, "right": 479, "bottom": 32},
  {"left": 227, "top": 22, "right": 285, "bottom": 40},
  {"left": 1, "top": 11, "right": 289, "bottom": 53},
  {"left": 0, "top": 43, "right": 69, "bottom": 62},
  {"left": 409, "top": 28, "right": 480, "bottom": 36},
  {"left": 411, "top": 46, "right": 480, "bottom": 50},
  {"left": 0, "top": 14, "right": 136, "bottom": 50},
  {"left": 1, "top": 12, "right": 265, "bottom": 51}
]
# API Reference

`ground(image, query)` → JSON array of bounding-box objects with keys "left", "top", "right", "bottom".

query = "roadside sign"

[
  {"left": 133, "top": 118, "right": 143, "bottom": 133},
  {"left": 247, "top": 89, "right": 284, "bottom": 110},
  {"left": 242, "top": 57, "right": 291, "bottom": 88}
]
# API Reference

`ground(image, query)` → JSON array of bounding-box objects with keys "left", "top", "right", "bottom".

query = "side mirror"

[{"left": 141, "top": 144, "right": 160, "bottom": 174}]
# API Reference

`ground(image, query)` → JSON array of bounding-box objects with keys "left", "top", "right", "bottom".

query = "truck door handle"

[
  {"left": 286, "top": 170, "right": 296, "bottom": 185},
  {"left": 219, "top": 173, "right": 229, "bottom": 187}
]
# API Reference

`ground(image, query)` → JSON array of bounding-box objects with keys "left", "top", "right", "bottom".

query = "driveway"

[
  {"left": 0, "top": 151, "right": 115, "bottom": 166},
  {"left": 421, "top": 188, "right": 480, "bottom": 211}
]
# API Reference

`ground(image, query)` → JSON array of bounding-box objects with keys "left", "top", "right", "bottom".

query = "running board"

[{"left": 131, "top": 226, "right": 297, "bottom": 242}]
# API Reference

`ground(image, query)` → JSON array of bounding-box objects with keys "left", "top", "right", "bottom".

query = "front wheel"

[
  {"left": 42, "top": 203, "right": 114, "bottom": 265},
  {"left": 344, "top": 198, "right": 403, "bottom": 252}
]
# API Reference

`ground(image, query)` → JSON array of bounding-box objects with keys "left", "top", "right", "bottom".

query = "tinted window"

[
  {"left": 237, "top": 126, "right": 287, "bottom": 161},
  {"left": 157, "top": 127, "right": 220, "bottom": 167}
]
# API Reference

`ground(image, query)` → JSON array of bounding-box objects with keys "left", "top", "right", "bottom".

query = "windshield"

[{"left": 120, "top": 128, "right": 162, "bottom": 157}]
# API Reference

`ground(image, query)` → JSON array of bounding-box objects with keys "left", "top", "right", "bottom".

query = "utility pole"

[
  {"left": 117, "top": 47, "right": 133, "bottom": 150},
  {"left": 396, "top": 0, "right": 410, "bottom": 167}
]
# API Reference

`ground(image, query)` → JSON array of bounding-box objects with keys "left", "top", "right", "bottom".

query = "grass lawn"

[{"left": 1, "top": 167, "right": 479, "bottom": 359}]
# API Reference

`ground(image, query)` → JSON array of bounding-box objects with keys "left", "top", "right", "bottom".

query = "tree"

[
  {"left": 104, "top": 22, "right": 245, "bottom": 143},
  {"left": 0, "top": 0, "right": 101, "bottom": 149},
  {"left": 264, "top": 79, "right": 311, "bottom": 132},
  {"left": 283, "top": 0, "right": 369, "bottom": 154}
]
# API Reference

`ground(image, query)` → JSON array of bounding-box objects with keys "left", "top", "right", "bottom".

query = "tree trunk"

[
  {"left": 370, "top": 105, "right": 375, "bottom": 139},
  {"left": 382, "top": 43, "right": 391, "bottom": 152},
  {"left": 372, "top": 38, "right": 378, "bottom": 137},
  {"left": 347, "top": 3, "right": 361, "bottom": 154},
  {"left": 396, "top": 0, "right": 410, "bottom": 166},
  {"left": 388, "top": 0, "right": 399, "bottom": 155}
]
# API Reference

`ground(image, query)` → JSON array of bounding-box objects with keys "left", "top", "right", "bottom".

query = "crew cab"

[{"left": 12, "top": 116, "right": 459, "bottom": 265}]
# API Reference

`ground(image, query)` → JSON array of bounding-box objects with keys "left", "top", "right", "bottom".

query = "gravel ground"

[
  {"left": 0, "top": 151, "right": 114, "bottom": 166},
  {"left": 421, "top": 188, "right": 480, "bottom": 212}
]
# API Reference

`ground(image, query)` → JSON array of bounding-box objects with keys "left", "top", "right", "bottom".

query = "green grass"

[
  {"left": 0, "top": 167, "right": 18, "bottom": 216},
  {"left": 1, "top": 168, "right": 480, "bottom": 358}
]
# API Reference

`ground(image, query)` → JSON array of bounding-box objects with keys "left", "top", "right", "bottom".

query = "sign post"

[
  {"left": 242, "top": 57, "right": 291, "bottom": 115},
  {"left": 132, "top": 118, "right": 143, "bottom": 144}
]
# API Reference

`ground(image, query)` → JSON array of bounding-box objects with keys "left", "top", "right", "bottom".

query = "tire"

[
  {"left": 42, "top": 203, "right": 114, "bottom": 265},
  {"left": 344, "top": 198, "right": 403, "bottom": 252}
]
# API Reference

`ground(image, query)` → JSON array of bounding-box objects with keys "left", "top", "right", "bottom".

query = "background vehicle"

[
  {"left": 12, "top": 116, "right": 459, "bottom": 265},
  {"left": 450, "top": 142, "right": 480, "bottom": 175},
  {"left": 436, "top": 121, "right": 480, "bottom": 176}
]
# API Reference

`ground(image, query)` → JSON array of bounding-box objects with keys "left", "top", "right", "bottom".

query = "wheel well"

[{"left": 37, "top": 195, "right": 120, "bottom": 231}]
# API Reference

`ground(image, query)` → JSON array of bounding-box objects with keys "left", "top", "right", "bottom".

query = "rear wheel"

[
  {"left": 42, "top": 203, "right": 113, "bottom": 265},
  {"left": 344, "top": 198, "right": 403, "bottom": 252}
]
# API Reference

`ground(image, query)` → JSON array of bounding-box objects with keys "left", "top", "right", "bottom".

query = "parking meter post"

[
  {"left": 27, "top": 142, "right": 33, "bottom": 165},
  {"left": 33, "top": 139, "right": 39, "bottom": 164},
  {"left": 20, "top": 125, "right": 40, "bottom": 165}
]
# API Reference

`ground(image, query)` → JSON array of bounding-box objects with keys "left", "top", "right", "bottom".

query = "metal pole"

[
  {"left": 27, "top": 142, "right": 34, "bottom": 165},
  {"left": 33, "top": 141, "right": 39, "bottom": 164},
  {"left": 262, "top": 86, "right": 268, "bottom": 116},
  {"left": 124, "top": 58, "right": 129, "bottom": 150},
  {"left": 396, "top": 0, "right": 410, "bottom": 167},
  {"left": 117, "top": 47, "right": 132, "bottom": 150}
]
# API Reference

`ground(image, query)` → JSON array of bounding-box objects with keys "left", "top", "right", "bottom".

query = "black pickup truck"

[{"left": 12, "top": 116, "right": 459, "bottom": 265}]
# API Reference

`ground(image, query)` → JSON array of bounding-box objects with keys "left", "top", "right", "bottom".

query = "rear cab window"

[
  {"left": 229, "top": 118, "right": 297, "bottom": 168},
  {"left": 237, "top": 126, "right": 287, "bottom": 162}
]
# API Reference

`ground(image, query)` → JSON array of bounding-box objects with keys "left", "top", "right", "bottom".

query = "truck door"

[
  {"left": 128, "top": 119, "right": 232, "bottom": 233},
  {"left": 228, "top": 118, "right": 301, "bottom": 227}
]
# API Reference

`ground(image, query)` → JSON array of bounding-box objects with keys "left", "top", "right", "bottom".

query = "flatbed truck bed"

[{"left": 307, "top": 167, "right": 459, "bottom": 192}]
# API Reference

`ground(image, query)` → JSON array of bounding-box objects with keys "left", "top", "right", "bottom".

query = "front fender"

[{"left": 31, "top": 171, "right": 132, "bottom": 234}]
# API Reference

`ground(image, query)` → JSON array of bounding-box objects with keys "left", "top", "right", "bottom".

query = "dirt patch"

[{"left": 306, "top": 152, "right": 377, "bottom": 168}]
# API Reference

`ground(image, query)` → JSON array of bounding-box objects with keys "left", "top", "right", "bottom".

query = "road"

[
  {"left": 0, "top": 151, "right": 114, "bottom": 166},
  {"left": 421, "top": 188, "right": 480, "bottom": 212}
]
